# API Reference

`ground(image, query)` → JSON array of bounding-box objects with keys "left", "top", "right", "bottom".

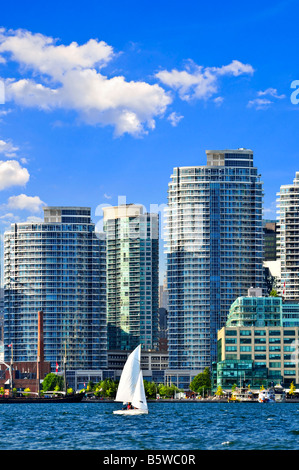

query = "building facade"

[
  {"left": 263, "top": 220, "right": 277, "bottom": 261},
  {"left": 103, "top": 204, "right": 159, "bottom": 351},
  {"left": 165, "top": 149, "right": 264, "bottom": 370},
  {"left": 277, "top": 172, "right": 299, "bottom": 300},
  {"left": 226, "top": 289, "right": 282, "bottom": 328},
  {"left": 217, "top": 326, "right": 299, "bottom": 388},
  {"left": 4, "top": 207, "right": 107, "bottom": 372}
]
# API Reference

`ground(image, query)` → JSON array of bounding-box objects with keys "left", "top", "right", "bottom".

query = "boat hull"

[
  {"left": 113, "top": 409, "right": 148, "bottom": 415},
  {"left": 0, "top": 394, "right": 84, "bottom": 403}
]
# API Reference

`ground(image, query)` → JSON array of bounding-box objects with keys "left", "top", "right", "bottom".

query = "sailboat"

[{"left": 113, "top": 345, "right": 148, "bottom": 415}]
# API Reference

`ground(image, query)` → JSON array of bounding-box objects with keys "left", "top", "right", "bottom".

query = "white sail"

[
  {"left": 115, "top": 345, "right": 141, "bottom": 404},
  {"left": 132, "top": 370, "right": 148, "bottom": 411}
]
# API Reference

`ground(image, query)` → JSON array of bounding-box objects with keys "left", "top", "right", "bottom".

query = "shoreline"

[{"left": 82, "top": 397, "right": 299, "bottom": 403}]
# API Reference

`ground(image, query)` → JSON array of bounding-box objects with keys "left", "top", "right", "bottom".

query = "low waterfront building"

[
  {"left": 65, "top": 369, "right": 115, "bottom": 392},
  {"left": 216, "top": 326, "right": 299, "bottom": 390},
  {"left": 164, "top": 369, "right": 202, "bottom": 391},
  {"left": 67, "top": 350, "right": 201, "bottom": 392},
  {"left": 68, "top": 349, "right": 170, "bottom": 391},
  {"left": 0, "top": 360, "right": 51, "bottom": 394}
]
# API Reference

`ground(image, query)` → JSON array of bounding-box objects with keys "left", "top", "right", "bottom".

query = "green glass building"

[
  {"left": 226, "top": 288, "right": 282, "bottom": 327},
  {"left": 103, "top": 204, "right": 159, "bottom": 351}
]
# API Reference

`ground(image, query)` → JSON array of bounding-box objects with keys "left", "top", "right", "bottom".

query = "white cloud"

[
  {"left": 156, "top": 59, "right": 254, "bottom": 102},
  {"left": 248, "top": 87, "right": 286, "bottom": 110},
  {"left": 257, "top": 88, "right": 286, "bottom": 99},
  {"left": 0, "top": 139, "right": 19, "bottom": 157},
  {"left": 214, "top": 96, "right": 224, "bottom": 106},
  {"left": 212, "top": 60, "right": 254, "bottom": 77},
  {"left": 0, "top": 212, "right": 20, "bottom": 228},
  {"left": 0, "top": 160, "right": 29, "bottom": 190},
  {"left": 25, "top": 215, "right": 43, "bottom": 222},
  {"left": 247, "top": 98, "right": 273, "bottom": 110},
  {"left": 167, "top": 111, "right": 184, "bottom": 127},
  {"left": 7, "top": 194, "right": 45, "bottom": 213},
  {"left": 0, "top": 212, "right": 17, "bottom": 220},
  {"left": 0, "top": 29, "right": 114, "bottom": 77},
  {"left": 0, "top": 28, "right": 172, "bottom": 137},
  {"left": 0, "top": 109, "right": 11, "bottom": 119}
]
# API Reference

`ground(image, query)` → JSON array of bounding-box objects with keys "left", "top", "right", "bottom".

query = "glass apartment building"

[
  {"left": 103, "top": 204, "right": 159, "bottom": 351},
  {"left": 165, "top": 149, "right": 264, "bottom": 370},
  {"left": 4, "top": 207, "right": 107, "bottom": 371},
  {"left": 277, "top": 172, "right": 299, "bottom": 300},
  {"left": 226, "top": 290, "right": 282, "bottom": 328}
]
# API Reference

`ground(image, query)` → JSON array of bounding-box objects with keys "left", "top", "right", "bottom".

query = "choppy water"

[{"left": 0, "top": 401, "right": 298, "bottom": 450}]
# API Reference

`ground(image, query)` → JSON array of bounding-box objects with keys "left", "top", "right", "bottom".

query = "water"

[{"left": 0, "top": 401, "right": 298, "bottom": 450}]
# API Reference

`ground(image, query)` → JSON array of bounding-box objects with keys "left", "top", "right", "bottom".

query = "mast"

[
  {"left": 37, "top": 310, "right": 44, "bottom": 397},
  {"left": 9, "top": 344, "right": 13, "bottom": 394},
  {"left": 64, "top": 342, "right": 67, "bottom": 394}
]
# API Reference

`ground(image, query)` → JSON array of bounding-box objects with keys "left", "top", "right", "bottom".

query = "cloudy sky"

[{"left": 0, "top": 0, "right": 298, "bottom": 280}]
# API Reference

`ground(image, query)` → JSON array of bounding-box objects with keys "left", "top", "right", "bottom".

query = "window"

[
  {"left": 269, "top": 362, "right": 281, "bottom": 368},
  {"left": 240, "top": 330, "right": 251, "bottom": 336},
  {"left": 240, "top": 346, "right": 251, "bottom": 352}
]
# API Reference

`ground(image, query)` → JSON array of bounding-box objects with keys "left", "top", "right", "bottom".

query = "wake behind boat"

[{"left": 113, "top": 345, "right": 148, "bottom": 415}]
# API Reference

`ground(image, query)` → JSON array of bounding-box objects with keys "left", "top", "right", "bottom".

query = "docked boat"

[
  {"left": 229, "top": 388, "right": 255, "bottom": 402},
  {"left": 0, "top": 392, "right": 84, "bottom": 403},
  {"left": 113, "top": 345, "right": 148, "bottom": 415},
  {"left": 258, "top": 388, "right": 275, "bottom": 403}
]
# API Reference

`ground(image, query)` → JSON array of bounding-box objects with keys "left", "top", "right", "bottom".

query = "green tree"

[
  {"left": 87, "top": 380, "right": 94, "bottom": 392},
  {"left": 157, "top": 383, "right": 179, "bottom": 398},
  {"left": 23, "top": 387, "right": 31, "bottom": 397},
  {"left": 144, "top": 380, "right": 157, "bottom": 399},
  {"left": 270, "top": 289, "right": 278, "bottom": 297},
  {"left": 95, "top": 379, "right": 118, "bottom": 398},
  {"left": 42, "top": 373, "right": 64, "bottom": 392},
  {"left": 190, "top": 368, "right": 211, "bottom": 395},
  {"left": 216, "top": 386, "right": 224, "bottom": 396},
  {"left": 289, "top": 382, "right": 296, "bottom": 395}
]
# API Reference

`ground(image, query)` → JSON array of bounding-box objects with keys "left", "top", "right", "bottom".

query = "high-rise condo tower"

[
  {"left": 4, "top": 207, "right": 107, "bottom": 371},
  {"left": 103, "top": 204, "right": 159, "bottom": 351},
  {"left": 165, "top": 149, "right": 264, "bottom": 369}
]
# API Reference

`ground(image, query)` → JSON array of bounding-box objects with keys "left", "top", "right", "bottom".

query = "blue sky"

[{"left": 0, "top": 0, "right": 298, "bottom": 281}]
